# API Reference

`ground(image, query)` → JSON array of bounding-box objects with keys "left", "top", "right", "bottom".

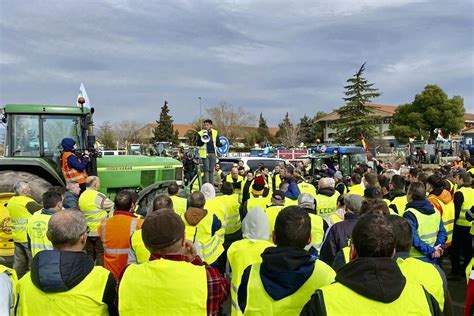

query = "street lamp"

[{"left": 198, "top": 97, "right": 202, "bottom": 129}]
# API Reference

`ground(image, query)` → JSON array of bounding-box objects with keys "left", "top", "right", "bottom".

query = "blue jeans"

[{"left": 202, "top": 153, "right": 216, "bottom": 184}]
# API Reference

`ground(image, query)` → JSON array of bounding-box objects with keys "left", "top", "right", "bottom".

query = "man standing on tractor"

[
  {"left": 61, "top": 138, "right": 90, "bottom": 192},
  {"left": 197, "top": 119, "right": 224, "bottom": 185}
]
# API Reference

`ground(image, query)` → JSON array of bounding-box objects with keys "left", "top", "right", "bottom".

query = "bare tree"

[
  {"left": 277, "top": 113, "right": 300, "bottom": 148},
  {"left": 114, "top": 120, "right": 142, "bottom": 144},
  {"left": 206, "top": 102, "right": 256, "bottom": 143},
  {"left": 96, "top": 121, "right": 117, "bottom": 149}
]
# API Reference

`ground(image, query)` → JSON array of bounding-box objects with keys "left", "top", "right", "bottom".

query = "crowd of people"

[{"left": 1, "top": 155, "right": 473, "bottom": 315}]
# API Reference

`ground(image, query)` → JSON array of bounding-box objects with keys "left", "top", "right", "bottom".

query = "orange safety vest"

[
  {"left": 61, "top": 151, "right": 88, "bottom": 184},
  {"left": 98, "top": 213, "right": 143, "bottom": 279}
]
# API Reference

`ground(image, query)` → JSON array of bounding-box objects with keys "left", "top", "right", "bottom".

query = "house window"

[
  {"left": 328, "top": 133, "right": 336, "bottom": 138},
  {"left": 383, "top": 117, "right": 392, "bottom": 124}
]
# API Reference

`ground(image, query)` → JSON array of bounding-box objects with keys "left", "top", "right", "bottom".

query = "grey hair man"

[
  {"left": 298, "top": 192, "right": 328, "bottom": 252},
  {"left": 7, "top": 181, "right": 43, "bottom": 278},
  {"left": 64, "top": 180, "right": 81, "bottom": 209},
  {"left": 15, "top": 211, "right": 118, "bottom": 315}
]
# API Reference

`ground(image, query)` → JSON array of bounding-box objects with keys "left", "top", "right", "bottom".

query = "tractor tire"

[
  {"left": 139, "top": 187, "right": 170, "bottom": 214},
  {"left": 0, "top": 171, "right": 52, "bottom": 203}
]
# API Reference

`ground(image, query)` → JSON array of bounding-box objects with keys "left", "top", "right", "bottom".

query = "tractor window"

[
  {"left": 42, "top": 116, "right": 81, "bottom": 159},
  {"left": 340, "top": 155, "right": 350, "bottom": 175},
  {"left": 12, "top": 115, "right": 41, "bottom": 157}
]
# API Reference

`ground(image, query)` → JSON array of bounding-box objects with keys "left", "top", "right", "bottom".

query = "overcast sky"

[{"left": 1, "top": 0, "right": 473, "bottom": 127}]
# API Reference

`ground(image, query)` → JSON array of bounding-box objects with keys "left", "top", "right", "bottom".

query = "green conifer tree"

[
  {"left": 334, "top": 63, "right": 381, "bottom": 144},
  {"left": 257, "top": 112, "right": 271, "bottom": 143},
  {"left": 153, "top": 101, "right": 179, "bottom": 145}
]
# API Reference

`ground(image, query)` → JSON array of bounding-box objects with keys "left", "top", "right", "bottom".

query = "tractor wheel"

[
  {"left": 0, "top": 171, "right": 52, "bottom": 203},
  {"left": 139, "top": 187, "right": 170, "bottom": 214}
]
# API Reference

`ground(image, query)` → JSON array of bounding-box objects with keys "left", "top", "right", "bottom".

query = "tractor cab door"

[
  {"left": 8, "top": 114, "right": 85, "bottom": 172},
  {"left": 41, "top": 115, "right": 84, "bottom": 169}
]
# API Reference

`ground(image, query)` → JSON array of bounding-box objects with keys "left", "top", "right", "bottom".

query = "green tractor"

[{"left": 0, "top": 104, "right": 183, "bottom": 212}]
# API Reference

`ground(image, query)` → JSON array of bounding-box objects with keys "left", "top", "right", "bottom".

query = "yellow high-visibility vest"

[
  {"left": 298, "top": 182, "right": 317, "bottom": 198},
  {"left": 129, "top": 229, "right": 150, "bottom": 264},
  {"left": 79, "top": 189, "right": 109, "bottom": 236},
  {"left": 27, "top": 211, "right": 54, "bottom": 257},
  {"left": 349, "top": 184, "right": 364, "bottom": 196},
  {"left": 227, "top": 239, "right": 273, "bottom": 316},
  {"left": 198, "top": 128, "right": 218, "bottom": 158},
  {"left": 216, "top": 194, "right": 241, "bottom": 235},
  {"left": 466, "top": 257, "right": 474, "bottom": 284},
  {"left": 315, "top": 192, "right": 339, "bottom": 220},
  {"left": 397, "top": 257, "right": 444, "bottom": 311},
  {"left": 247, "top": 196, "right": 271, "bottom": 213},
  {"left": 405, "top": 208, "right": 441, "bottom": 258},
  {"left": 284, "top": 198, "right": 298, "bottom": 207},
  {"left": 308, "top": 213, "right": 325, "bottom": 251},
  {"left": 119, "top": 259, "right": 207, "bottom": 316},
  {"left": 389, "top": 195, "right": 408, "bottom": 215},
  {"left": 265, "top": 205, "right": 284, "bottom": 243},
  {"left": 182, "top": 212, "right": 224, "bottom": 265},
  {"left": 431, "top": 197, "right": 455, "bottom": 245},
  {"left": 7, "top": 195, "right": 35, "bottom": 243},
  {"left": 319, "top": 279, "right": 432, "bottom": 315},
  {"left": 170, "top": 195, "right": 187, "bottom": 216},
  {"left": 383, "top": 199, "right": 399, "bottom": 215},
  {"left": 226, "top": 175, "right": 244, "bottom": 194},
  {"left": 456, "top": 187, "right": 474, "bottom": 227},
  {"left": 342, "top": 247, "right": 351, "bottom": 264},
  {"left": 205, "top": 198, "right": 226, "bottom": 243},
  {"left": 16, "top": 267, "right": 110, "bottom": 316},
  {"left": 270, "top": 173, "right": 282, "bottom": 192},
  {"left": 244, "top": 260, "right": 335, "bottom": 315}
]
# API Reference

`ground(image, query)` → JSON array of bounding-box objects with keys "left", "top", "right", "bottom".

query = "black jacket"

[
  {"left": 301, "top": 257, "right": 441, "bottom": 316},
  {"left": 24, "top": 250, "right": 117, "bottom": 316},
  {"left": 319, "top": 213, "right": 358, "bottom": 267}
]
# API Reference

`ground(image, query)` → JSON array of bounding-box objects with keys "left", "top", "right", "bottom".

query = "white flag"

[{"left": 76, "top": 83, "right": 91, "bottom": 107}]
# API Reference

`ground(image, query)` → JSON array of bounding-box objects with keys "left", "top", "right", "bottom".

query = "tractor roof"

[{"left": 3, "top": 104, "right": 90, "bottom": 115}]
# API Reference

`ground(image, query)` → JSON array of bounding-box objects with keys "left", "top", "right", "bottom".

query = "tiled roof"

[
  {"left": 316, "top": 103, "right": 473, "bottom": 123},
  {"left": 315, "top": 103, "right": 398, "bottom": 122},
  {"left": 464, "top": 113, "right": 474, "bottom": 121}
]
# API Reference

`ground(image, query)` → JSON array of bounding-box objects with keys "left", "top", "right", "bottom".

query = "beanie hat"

[
  {"left": 251, "top": 175, "right": 265, "bottom": 196},
  {"left": 142, "top": 209, "right": 184, "bottom": 251},
  {"left": 61, "top": 138, "right": 76, "bottom": 152}
]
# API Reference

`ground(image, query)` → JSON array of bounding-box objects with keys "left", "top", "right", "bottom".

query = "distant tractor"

[
  {"left": 0, "top": 104, "right": 182, "bottom": 212},
  {"left": 306, "top": 145, "right": 371, "bottom": 178}
]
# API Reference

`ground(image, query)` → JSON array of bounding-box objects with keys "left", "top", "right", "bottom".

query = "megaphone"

[{"left": 201, "top": 130, "right": 210, "bottom": 143}]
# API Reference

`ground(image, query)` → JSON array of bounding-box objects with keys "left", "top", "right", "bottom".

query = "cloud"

[{"left": 0, "top": 0, "right": 472, "bottom": 127}]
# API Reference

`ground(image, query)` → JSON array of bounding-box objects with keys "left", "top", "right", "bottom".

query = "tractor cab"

[
  {"left": 0, "top": 104, "right": 94, "bottom": 186},
  {"left": 306, "top": 145, "right": 368, "bottom": 178}
]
